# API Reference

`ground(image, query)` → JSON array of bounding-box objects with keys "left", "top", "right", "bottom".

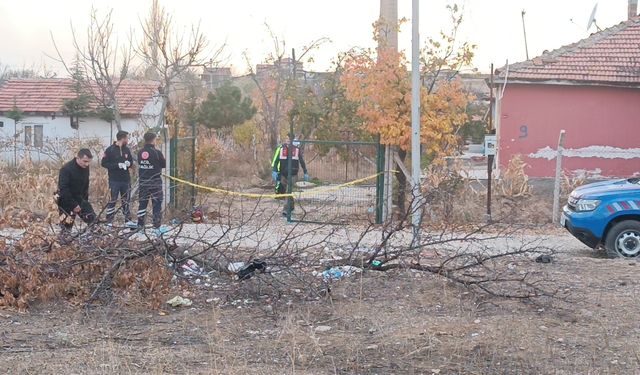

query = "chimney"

[
  {"left": 630, "top": 0, "right": 638, "bottom": 19},
  {"left": 379, "top": 0, "right": 398, "bottom": 52}
]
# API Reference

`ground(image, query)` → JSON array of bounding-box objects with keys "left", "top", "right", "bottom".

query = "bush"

[
  {"left": 232, "top": 120, "right": 259, "bottom": 150},
  {"left": 0, "top": 228, "right": 172, "bottom": 309}
]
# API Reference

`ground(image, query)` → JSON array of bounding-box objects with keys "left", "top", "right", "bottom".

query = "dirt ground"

[{"left": 2, "top": 230, "right": 640, "bottom": 375}]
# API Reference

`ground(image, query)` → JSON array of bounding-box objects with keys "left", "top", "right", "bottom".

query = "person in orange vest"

[{"left": 271, "top": 135, "right": 309, "bottom": 216}]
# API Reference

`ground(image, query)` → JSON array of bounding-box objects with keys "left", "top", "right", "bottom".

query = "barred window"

[{"left": 34, "top": 125, "right": 43, "bottom": 148}]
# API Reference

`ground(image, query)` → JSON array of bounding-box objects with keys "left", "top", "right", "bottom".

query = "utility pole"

[
  {"left": 379, "top": 0, "right": 398, "bottom": 223},
  {"left": 521, "top": 10, "right": 530, "bottom": 60},
  {"left": 190, "top": 120, "right": 196, "bottom": 208},
  {"left": 411, "top": 0, "right": 422, "bottom": 244},
  {"left": 286, "top": 48, "right": 296, "bottom": 222}
]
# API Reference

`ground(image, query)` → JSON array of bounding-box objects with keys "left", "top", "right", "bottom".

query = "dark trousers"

[
  {"left": 280, "top": 174, "right": 298, "bottom": 212},
  {"left": 59, "top": 200, "right": 96, "bottom": 231},
  {"left": 106, "top": 180, "right": 131, "bottom": 222},
  {"left": 137, "top": 181, "right": 163, "bottom": 228}
]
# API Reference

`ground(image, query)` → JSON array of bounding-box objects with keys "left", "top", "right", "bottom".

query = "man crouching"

[{"left": 57, "top": 148, "right": 96, "bottom": 232}]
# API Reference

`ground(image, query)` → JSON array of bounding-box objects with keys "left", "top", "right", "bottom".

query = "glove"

[
  {"left": 304, "top": 173, "right": 310, "bottom": 182},
  {"left": 271, "top": 171, "right": 279, "bottom": 182},
  {"left": 124, "top": 160, "right": 131, "bottom": 168},
  {"left": 118, "top": 162, "right": 126, "bottom": 170}
]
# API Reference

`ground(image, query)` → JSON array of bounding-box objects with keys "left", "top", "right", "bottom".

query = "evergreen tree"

[
  {"left": 197, "top": 83, "right": 256, "bottom": 130},
  {"left": 61, "top": 57, "right": 93, "bottom": 129}
]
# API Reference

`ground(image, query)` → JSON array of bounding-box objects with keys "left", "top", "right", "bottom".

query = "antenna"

[
  {"left": 521, "top": 10, "right": 530, "bottom": 60},
  {"left": 587, "top": 3, "right": 602, "bottom": 32}
]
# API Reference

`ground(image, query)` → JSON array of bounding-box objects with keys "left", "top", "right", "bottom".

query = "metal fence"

[
  {"left": 169, "top": 135, "right": 196, "bottom": 212},
  {"left": 285, "top": 140, "right": 385, "bottom": 225}
]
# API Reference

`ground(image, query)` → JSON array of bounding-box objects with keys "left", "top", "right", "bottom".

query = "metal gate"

[{"left": 284, "top": 140, "right": 385, "bottom": 225}]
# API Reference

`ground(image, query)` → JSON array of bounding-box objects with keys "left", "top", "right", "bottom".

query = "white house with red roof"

[
  {"left": 0, "top": 78, "right": 163, "bottom": 164},
  {"left": 495, "top": 15, "right": 640, "bottom": 178}
]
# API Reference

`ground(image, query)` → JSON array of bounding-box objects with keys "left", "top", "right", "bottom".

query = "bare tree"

[
  {"left": 244, "top": 25, "right": 328, "bottom": 150},
  {"left": 0, "top": 62, "right": 57, "bottom": 85},
  {"left": 0, "top": 182, "right": 559, "bottom": 310},
  {"left": 0, "top": 62, "right": 6, "bottom": 83},
  {"left": 421, "top": 4, "right": 476, "bottom": 93},
  {"left": 138, "top": 0, "right": 221, "bottom": 129},
  {"left": 51, "top": 8, "right": 134, "bottom": 131}
]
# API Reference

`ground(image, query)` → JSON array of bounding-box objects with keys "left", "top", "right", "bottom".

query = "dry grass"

[
  {"left": 496, "top": 155, "right": 532, "bottom": 199},
  {"left": 0, "top": 228, "right": 173, "bottom": 309},
  {"left": 0, "top": 158, "right": 111, "bottom": 228},
  {"left": 562, "top": 172, "right": 587, "bottom": 200},
  {"left": 0, "top": 152, "right": 624, "bottom": 374},
  {"left": 2, "top": 244, "right": 640, "bottom": 374},
  {"left": 419, "top": 157, "right": 555, "bottom": 225}
]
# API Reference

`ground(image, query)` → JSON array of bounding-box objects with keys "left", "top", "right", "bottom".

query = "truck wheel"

[{"left": 604, "top": 220, "right": 640, "bottom": 258}]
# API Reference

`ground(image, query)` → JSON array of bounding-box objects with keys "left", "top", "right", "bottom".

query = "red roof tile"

[
  {"left": 499, "top": 17, "right": 640, "bottom": 86},
  {"left": 0, "top": 78, "right": 158, "bottom": 116}
]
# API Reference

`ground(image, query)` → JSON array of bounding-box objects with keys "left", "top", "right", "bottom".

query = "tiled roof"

[
  {"left": 498, "top": 17, "right": 640, "bottom": 85},
  {"left": 0, "top": 78, "right": 158, "bottom": 116}
]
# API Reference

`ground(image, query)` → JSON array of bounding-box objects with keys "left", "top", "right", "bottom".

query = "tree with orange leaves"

[{"left": 341, "top": 4, "right": 474, "bottom": 210}]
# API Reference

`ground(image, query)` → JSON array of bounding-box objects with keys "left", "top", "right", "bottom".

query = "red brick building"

[{"left": 496, "top": 17, "right": 640, "bottom": 178}]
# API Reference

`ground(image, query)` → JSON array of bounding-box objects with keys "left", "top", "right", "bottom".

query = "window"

[
  {"left": 24, "top": 126, "right": 32, "bottom": 147},
  {"left": 34, "top": 125, "right": 43, "bottom": 148},
  {"left": 70, "top": 117, "right": 79, "bottom": 130}
]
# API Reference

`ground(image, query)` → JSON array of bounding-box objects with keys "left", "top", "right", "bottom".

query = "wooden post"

[
  {"left": 486, "top": 63, "right": 495, "bottom": 224},
  {"left": 393, "top": 153, "right": 412, "bottom": 185},
  {"left": 486, "top": 154, "right": 494, "bottom": 223},
  {"left": 552, "top": 130, "right": 566, "bottom": 225}
]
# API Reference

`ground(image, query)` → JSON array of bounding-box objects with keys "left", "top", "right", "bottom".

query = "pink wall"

[{"left": 499, "top": 83, "right": 640, "bottom": 178}]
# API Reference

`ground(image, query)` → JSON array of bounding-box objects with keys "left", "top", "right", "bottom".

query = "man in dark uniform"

[
  {"left": 101, "top": 130, "right": 136, "bottom": 228},
  {"left": 271, "top": 135, "right": 309, "bottom": 215},
  {"left": 137, "top": 132, "right": 167, "bottom": 234},
  {"left": 57, "top": 148, "right": 96, "bottom": 231}
]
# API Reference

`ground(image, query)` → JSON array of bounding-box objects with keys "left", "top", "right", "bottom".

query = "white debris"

[
  {"left": 227, "top": 262, "right": 246, "bottom": 272},
  {"left": 166, "top": 296, "right": 193, "bottom": 307},
  {"left": 314, "top": 325, "right": 332, "bottom": 333},
  {"left": 572, "top": 168, "right": 603, "bottom": 179},
  {"left": 295, "top": 181, "right": 316, "bottom": 188},
  {"left": 529, "top": 146, "right": 640, "bottom": 161},
  {"left": 341, "top": 266, "right": 363, "bottom": 275}
]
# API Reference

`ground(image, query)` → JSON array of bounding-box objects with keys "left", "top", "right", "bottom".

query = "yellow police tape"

[{"left": 162, "top": 172, "right": 392, "bottom": 200}]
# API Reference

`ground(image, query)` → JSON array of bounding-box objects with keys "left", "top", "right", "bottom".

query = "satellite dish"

[{"left": 587, "top": 3, "right": 600, "bottom": 31}]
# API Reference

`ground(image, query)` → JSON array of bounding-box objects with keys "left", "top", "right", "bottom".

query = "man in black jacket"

[
  {"left": 137, "top": 132, "right": 167, "bottom": 233},
  {"left": 57, "top": 149, "right": 96, "bottom": 231},
  {"left": 101, "top": 130, "right": 136, "bottom": 228}
]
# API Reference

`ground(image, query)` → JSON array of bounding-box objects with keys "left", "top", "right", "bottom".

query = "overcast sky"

[{"left": 0, "top": 0, "right": 632, "bottom": 75}]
